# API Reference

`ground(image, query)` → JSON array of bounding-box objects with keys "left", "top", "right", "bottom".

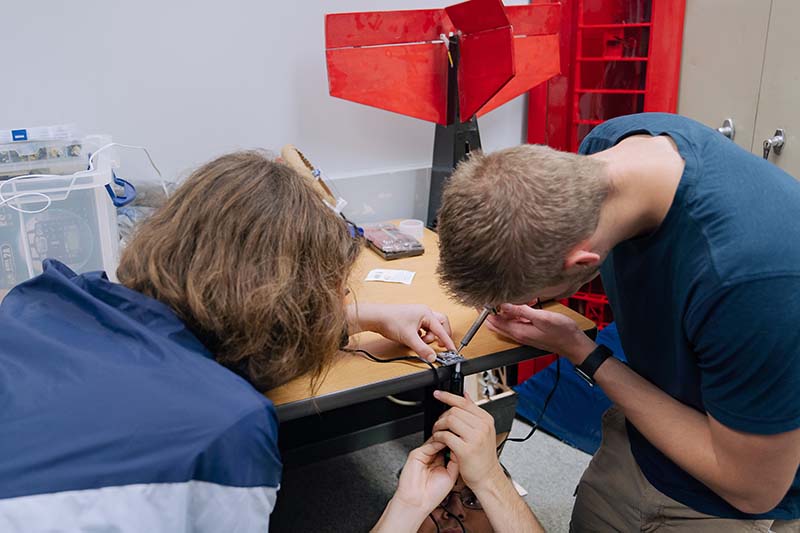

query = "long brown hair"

[{"left": 117, "top": 151, "right": 361, "bottom": 391}]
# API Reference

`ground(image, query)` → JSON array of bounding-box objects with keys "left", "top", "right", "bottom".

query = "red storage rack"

[
  {"left": 517, "top": 353, "right": 559, "bottom": 384},
  {"left": 558, "top": 277, "right": 613, "bottom": 329},
  {"left": 517, "top": 0, "right": 685, "bottom": 383},
  {"left": 528, "top": 0, "right": 685, "bottom": 150}
]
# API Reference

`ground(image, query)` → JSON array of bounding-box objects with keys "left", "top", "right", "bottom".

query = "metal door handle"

[
  {"left": 763, "top": 129, "right": 785, "bottom": 160},
  {"left": 717, "top": 118, "right": 735, "bottom": 140}
]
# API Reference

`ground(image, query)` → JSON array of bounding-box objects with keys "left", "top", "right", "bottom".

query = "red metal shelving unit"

[
  {"left": 518, "top": 0, "right": 685, "bottom": 382},
  {"left": 528, "top": 0, "right": 685, "bottom": 149}
]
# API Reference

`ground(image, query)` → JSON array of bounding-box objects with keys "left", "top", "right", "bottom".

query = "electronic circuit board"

[{"left": 435, "top": 350, "right": 466, "bottom": 366}]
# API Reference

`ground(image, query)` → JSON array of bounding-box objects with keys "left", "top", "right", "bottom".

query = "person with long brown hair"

[
  {"left": 0, "top": 150, "right": 457, "bottom": 532},
  {"left": 117, "top": 150, "right": 456, "bottom": 391}
]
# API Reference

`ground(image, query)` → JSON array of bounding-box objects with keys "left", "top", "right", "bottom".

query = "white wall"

[{"left": 2, "top": 0, "right": 528, "bottom": 222}]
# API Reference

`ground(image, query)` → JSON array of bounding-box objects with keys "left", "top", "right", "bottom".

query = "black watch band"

[{"left": 574, "top": 344, "right": 613, "bottom": 387}]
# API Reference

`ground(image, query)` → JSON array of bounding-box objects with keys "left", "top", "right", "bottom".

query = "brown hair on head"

[
  {"left": 117, "top": 151, "right": 361, "bottom": 391},
  {"left": 437, "top": 144, "right": 609, "bottom": 307}
]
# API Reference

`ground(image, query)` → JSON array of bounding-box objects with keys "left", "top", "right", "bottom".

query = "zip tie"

[{"left": 440, "top": 33, "right": 454, "bottom": 68}]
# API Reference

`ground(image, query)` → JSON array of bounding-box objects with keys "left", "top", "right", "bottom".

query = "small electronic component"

[
  {"left": 435, "top": 352, "right": 465, "bottom": 398},
  {"left": 438, "top": 306, "right": 497, "bottom": 404},
  {"left": 435, "top": 350, "right": 466, "bottom": 366}
]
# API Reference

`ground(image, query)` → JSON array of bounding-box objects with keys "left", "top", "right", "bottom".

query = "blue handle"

[{"left": 105, "top": 171, "right": 137, "bottom": 207}]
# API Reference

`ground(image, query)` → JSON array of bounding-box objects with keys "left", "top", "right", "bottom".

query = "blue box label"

[{"left": 11, "top": 129, "right": 27, "bottom": 141}]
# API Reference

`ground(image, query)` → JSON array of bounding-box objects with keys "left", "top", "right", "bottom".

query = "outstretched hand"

[
  {"left": 486, "top": 303, "right": 596, "bottom": 365},
  {"left": 349, "top": 303, "right": 457, "bottom": 362}
]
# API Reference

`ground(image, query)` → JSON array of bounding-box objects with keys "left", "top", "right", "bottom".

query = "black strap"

[{"left": 575, "top": 344, "right": 613, "bottom": 386}]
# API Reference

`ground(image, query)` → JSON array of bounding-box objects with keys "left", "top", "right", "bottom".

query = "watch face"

[{"left": 575, "top": 367, "right": 595, "bottom": 387}]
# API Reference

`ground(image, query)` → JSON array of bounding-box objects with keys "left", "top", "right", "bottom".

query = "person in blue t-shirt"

[
  {"left": 0, "top": 150, "right": 460, "bottom": 532},
  {"left": 435, "top": 113, "right": 800, "bottom": 531}
]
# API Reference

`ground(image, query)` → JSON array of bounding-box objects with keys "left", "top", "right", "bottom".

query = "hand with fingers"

[
  {"left": 431, "top": 390, "right": 546, "bottom": 533},
  {"left": 372, "top": 439, "right": 460, "bottom": 533},
  {"left": 430, "top": 390, "right": 503, "bottom": 491},
  {"left": 348, "top": 303, "right": 457, "bottom": 362},
  {"left": 486, "top": 303, "right": 597, "bottom": 365}
]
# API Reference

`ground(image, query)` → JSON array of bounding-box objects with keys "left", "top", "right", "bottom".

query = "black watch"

[{"left": 574, "top": 344, "right": 613, "bottom": 387}]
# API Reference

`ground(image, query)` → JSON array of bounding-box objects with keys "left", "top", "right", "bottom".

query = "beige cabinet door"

[
  {"left": 677, "top": 0, "right": 772, "bottom": 151},
  {"left": 752, "top": 0, "right": 800, "bottom": 177}
]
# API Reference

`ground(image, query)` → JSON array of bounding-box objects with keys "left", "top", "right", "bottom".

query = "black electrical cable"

[
  {"left": 497, "top": 355, "right": 561, "bottom": 452},
  {"left": 351, "top": 348, "right": 461, "bottom": 532},
  {"left": 442, "top": 504, "right": 467, "bottom": 533},
  {"left": 427, "top": 513, "right": 441, "bottom": 533},
  {"left": 342, "top": 348, "right": 441, "bottom": 389},
  {"left": 428, "top": 504, "right": 466, "bottom": 533}
]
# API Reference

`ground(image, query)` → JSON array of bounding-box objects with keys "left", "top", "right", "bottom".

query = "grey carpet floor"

[{"left": 270, "top": 420, "right": 592, "bottom": 532}]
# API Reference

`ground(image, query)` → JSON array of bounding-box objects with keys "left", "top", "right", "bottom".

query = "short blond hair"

[{"left": 437, "top": 144, "right": 609, "bottom": 306}]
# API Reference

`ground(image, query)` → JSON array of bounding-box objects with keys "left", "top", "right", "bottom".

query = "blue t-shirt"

[
  {"left": 580, "top": 113, "right": 800, "bottom": 519},
  {"left": 0, "top": 260, "right": 282, "bottom": 529}
]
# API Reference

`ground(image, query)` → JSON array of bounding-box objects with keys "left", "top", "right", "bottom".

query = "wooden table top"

[{"left": 266, "top": 227, "right": 595, "bottom": 420}]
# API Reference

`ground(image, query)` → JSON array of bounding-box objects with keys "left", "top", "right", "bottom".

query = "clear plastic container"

[
  {"left": 398, "top": 219, "right": 424, "bottom": 242},
  {"left": 363, "top": 222, "right": 424, "bottom": 260},
  {"left": 0, "top": 134, "right": 120, "bottom": 289}
]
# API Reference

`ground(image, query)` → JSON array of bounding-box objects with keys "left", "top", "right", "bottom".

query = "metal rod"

[{"left": 457, "top": 306, "right": 493, "bottom": 353}]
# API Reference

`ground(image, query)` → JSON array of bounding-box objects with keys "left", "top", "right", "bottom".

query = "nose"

[{"left": 442, "top": 498, "right": 466, "bottom": 520}]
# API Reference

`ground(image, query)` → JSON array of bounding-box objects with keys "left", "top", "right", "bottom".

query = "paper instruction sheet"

[{"left": 364, "top": 269, "right": 415, "bottom": 285}]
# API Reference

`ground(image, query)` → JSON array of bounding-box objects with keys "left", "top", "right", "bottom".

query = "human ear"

[{"left": 563, "top": 246, "right": 601, "bottom": 270}]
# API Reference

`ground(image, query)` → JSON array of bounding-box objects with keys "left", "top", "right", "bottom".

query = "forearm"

[
  {"left": 472, "top": 467, "right": 543, "bottom": 533},
  {"left": 594, "top": 358, "right": 765, "bottom": 511},
  {"left": 345, "top": 303, "right": 378, "bottom": 334},
  {"left": 487, "top": 305, "right": 796, "bottom": 514},
  {"left": 371, "top": 498, "right": 426, "bottom": 533}
]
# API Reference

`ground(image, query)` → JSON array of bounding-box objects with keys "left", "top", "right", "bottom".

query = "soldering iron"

[
  {"left": 456, "top": 305, "right": 496, "bottom": 355},
  {"left": 447, "top": 306, "right": 496, "bottom": 396}
]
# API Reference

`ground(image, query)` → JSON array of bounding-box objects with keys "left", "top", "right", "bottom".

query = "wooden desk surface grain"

[{"left": 265, "top": 228, "right": 594, "bottom": 417}]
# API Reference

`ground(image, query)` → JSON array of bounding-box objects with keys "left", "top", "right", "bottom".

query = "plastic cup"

[{"left": 398, "top": 219, "right": 424, "bottom": 242}]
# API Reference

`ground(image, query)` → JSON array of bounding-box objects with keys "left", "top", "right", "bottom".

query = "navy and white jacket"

[{"left": 0, "top": 260, "right": 282, "bottom": 532}]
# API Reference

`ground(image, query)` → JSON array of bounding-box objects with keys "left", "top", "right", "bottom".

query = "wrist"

[
  {"left": 374, "top": 497, "right": 426, "bottom": 533},
  {"left": 592, "top": 353, "right": 619, "bottom": 383},
  {"left": 471, "top": 464, "right": 518, "bottom": 511},
  {"left": 346, "top": 303, "right": 380, "bottom": 335},
  {"left": 469, "top": 463, "right": 506, "bottom": 494},
  {"left": 564, "top": 334, "right": 597, "bottom": 366}
]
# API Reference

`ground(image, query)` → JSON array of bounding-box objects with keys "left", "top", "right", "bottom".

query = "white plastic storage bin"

[{"left": 0, "top": 133, "right": 120, "bottom": 289}]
